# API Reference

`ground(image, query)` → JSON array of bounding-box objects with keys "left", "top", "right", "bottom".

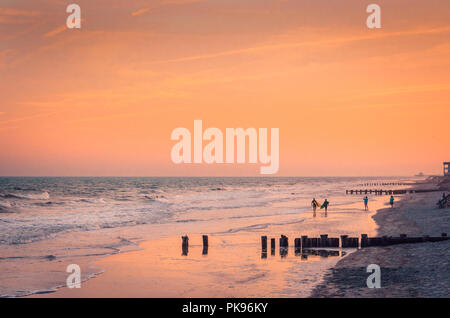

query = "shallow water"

[{"left": 0, "top": 177, "right": 414, "bottom": 297}]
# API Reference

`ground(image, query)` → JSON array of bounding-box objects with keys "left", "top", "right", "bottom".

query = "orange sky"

[{"left": 0, "top": 0, "right": 449, "bottom": 176}]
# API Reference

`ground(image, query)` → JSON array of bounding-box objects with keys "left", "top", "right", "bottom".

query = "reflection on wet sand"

[{"left": 182, "top": 236, "right": 346, "bottom": 260}]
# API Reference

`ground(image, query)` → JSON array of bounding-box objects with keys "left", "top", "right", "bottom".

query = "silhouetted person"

[
  {"left": 311, "top": 198, "right": 318, "bottom": 216},
  {"left": 389, "top": 195, "right": 395, "bottom": 208},
  {"left": 322, "top": 199, "right": 329, "bottom": 213}
]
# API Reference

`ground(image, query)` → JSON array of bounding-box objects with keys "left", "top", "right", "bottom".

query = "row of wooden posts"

[
  {"left": 358, "top": 182, "right": 411, "bottom": 186},
  {"left": 261, "top": 233, "right": 448, "bottom": 251},
  {"left": 347, "top": 189, "right": 396, "bottom": 195},
  {"left": 345, "top": 189, "right": 440, "bottom": 195},
  {"left": 181, "top": 235, "right": 209, "bottom": 255},
  {"left": 181, "top": 233, "right": 448, "bottom": 256}
]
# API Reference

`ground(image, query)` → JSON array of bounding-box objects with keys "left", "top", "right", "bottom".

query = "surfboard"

[{"left": 314, "top": 201, "right": 320, "bottom": 207}]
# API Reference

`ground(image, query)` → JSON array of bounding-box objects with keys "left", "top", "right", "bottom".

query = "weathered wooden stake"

[
  {"left": 261, "top": 236, "right": 267, "bottom": 251},
  {"left": 361, "top": 234, "right": 368, "bottom": 248},
  {"left": 279, "top": 235, "right": 288, "bottom": 257},
  {"left": 281, "top": 235, "right": 289, "bottom": 248},
  {"left": 294, "top": 238, "right": 301, "bottom": 255},
  {"left": 271, "top": 238, "right": 276, "bottom": 251},
  {"left": 340, "top": 235, "right": 348, "bottom": 248},
  {"left": 301, "top": 235, "right": 308, "bottom": 248},
  {"left": 182, "top": 235, "right": 189, "bottom": 256},
  {"left": 320, "top": 234, "right": 328, "bottom": 248}
]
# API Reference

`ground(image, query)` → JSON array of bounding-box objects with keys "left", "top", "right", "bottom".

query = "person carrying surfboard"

[
  {"left": 321, "top": 199, "right": 329, "bottom": 213},
  {"left": 363, "top": 196, "right": 369, "bottom": 211},
  {"left": 311, "top": 198, "right": 319, "bottom": 215}
]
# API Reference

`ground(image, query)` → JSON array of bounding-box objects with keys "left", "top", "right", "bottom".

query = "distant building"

[{"left": 444, "top": 162, "right": 450, "bottom": 176}]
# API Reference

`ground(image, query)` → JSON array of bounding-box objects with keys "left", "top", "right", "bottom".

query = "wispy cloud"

[
  {"left": 0, "top": 8, "right": 40, "bottom": 17},
  {"left": 66, "top": 112, "right": 140, "bottom": 124},
  {"left": 44, "top": 25, "right": 67, "bottom": 38},
  {"left": 151, "top": 26, "right": 450, "bottom": 64},
  {"left": 0, "top": 111, "right": 57, "bottom": 126},
  {"left": 0, "top": 7, "right": 40, "bottom": 24},
  {"left": 131, "top": 8, "right": 150, "bottom": 17},
  {"left": 340, "top": 83, "right": 450, "bottom": 102}
]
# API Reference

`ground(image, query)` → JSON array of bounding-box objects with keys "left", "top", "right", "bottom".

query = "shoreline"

[
  {"left": 30, "top": 185, "right": 389, "bottom": 298},
  {"left": 310, "top": 177, "right": 450, "bottom": 297},
  {"left": 4, "top": 176, "right": 426, "bottom": 298}
]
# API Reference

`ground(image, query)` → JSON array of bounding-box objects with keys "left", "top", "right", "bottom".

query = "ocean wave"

[
  {"left": 143, "top": 195, "right": 167, "bottom": 202},
  {"left": 0, "top": 201, "right": 12, "bottom": 208},
  {"left": 77, "top": 198, "right": 106, "bottom": 204},
  {"left": 0, "top": 201, "right": 14, "bottom": 213},
  {"left": 2, "top": 191, "right": 50, "bottom": 200},
  {"left": 0, "top": 176, "right": 414, "bottom": 248},
  {"left": 34, "top": 201, "right": 65, "bottom": 207}
]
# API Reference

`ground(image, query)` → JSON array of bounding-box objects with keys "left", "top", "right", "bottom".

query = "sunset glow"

[{"left": 1, "top": 0, "right": 449, "bottom": 176}]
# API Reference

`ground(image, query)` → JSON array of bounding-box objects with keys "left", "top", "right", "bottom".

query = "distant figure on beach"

[
  {"left": 438, "top": 193, "right": 449, "bottom": 209},
  {"left": 311, "top": 198, "right": 319, "bottom": 215},
  {"left": 389, "top": 195, "right": 395, "bottom": 208},
  {"left": 363, "top": 196, "right": 369, "bottom": 211},
  {"left": 321, "top": 199, "right": 329, "bottom": 213}
]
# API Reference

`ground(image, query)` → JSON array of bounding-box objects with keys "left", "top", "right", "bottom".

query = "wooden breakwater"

[
  {"left": 346, "top": 189, "right": 440, "bottom": 195},
  {"left": 357, "top": 182, "right": 412, "bottom": 187},
  {"left": 180, "top": 233, "right": 449, "bottom": 256},
  {"left": 261, "top": 233, "right": 448, "bottom": 250}
]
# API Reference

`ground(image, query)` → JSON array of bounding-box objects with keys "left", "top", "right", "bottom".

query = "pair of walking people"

[{"left": 311, "top": 198, "right": 329, "bottom": 213}]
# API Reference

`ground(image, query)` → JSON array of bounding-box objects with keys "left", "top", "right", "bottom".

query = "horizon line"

[{"left": 0, "top": 175, "right": 430, "bottom": 178}]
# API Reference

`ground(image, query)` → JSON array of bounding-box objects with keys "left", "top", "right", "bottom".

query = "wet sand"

[
  {"left": 311, "top": 180, "right": 450, "bottom": 298},
  {"left": 32, "top": 198, "right": 386, "bottom": 298}
]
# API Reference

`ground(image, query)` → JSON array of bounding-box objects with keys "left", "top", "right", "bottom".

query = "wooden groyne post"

[
  {"left": 320, "top": 234, "right": 328, "bottom": 248},
  {"left": 261, "top": 236, "right": 267, "bottom": 251},
  {"left": 361, "top": 234, "right": 368, "bottom": 248},
  {"left": 202, "top": 235, "right": 209, "bottom": 255},
  {"left": 340, "top": 235, "right": 348, "bottom": 248},
  {"left": 182, "top": 235, "right": 189, "bottom": 256},
  {"left": 294, "top": 238, "right": 301, "bottom": 254},
  {"left": 280, "top": 235, "right": 289, "bottom": 248},
  {"left": 279, "top": 235, "right": 288, "bottom": 257},
  {"left": 301, "top": 235, "right": 308, "bottom": 248},
  {"left": 271, "top": 238, "right": 276, "bottom": 254}
]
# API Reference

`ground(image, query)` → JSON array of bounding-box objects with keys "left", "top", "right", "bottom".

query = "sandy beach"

[
  {"left": 0, "top": 176, "right": 391, "bottom": 298},
  {"left": 311, "top": 177, "right": 450, "bottom": 297},
  {"left": 2, "top": 176, "right": 446, "bottom": 298},
  {"left": 40, "top": 177, "right": 450, "bottom": 298},
  {"left": 33, "top": 199, "right": 383, "bottom": 298}
]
